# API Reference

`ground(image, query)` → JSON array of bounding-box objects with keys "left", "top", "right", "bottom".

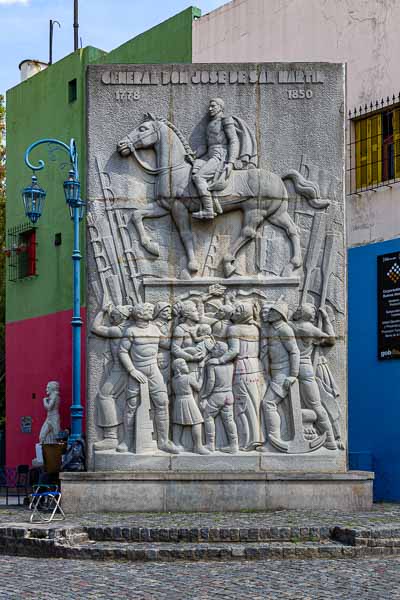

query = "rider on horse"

[{"left": 191, "top": 98, "right": 258, "bottom": 220}]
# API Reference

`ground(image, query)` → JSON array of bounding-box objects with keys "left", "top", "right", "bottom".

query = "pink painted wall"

[{"left": 5, "top": 309, "right": 86, "bottom": 467}]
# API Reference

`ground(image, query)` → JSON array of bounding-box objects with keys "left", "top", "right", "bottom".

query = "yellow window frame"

[
  {"left": 393, "top": 108, "right": 400, "bottom": 179},
  {"left": 354, "top": 114, "right": 382, "bottom": 189}
]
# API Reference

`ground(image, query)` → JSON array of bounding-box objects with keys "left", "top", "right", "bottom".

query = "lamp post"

[{"left": 22, "top": 138, "right": 85, "bottom": 442}]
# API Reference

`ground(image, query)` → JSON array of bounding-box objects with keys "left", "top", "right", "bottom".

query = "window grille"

[
  {"left": 347, "top": 94, "right": 400, "bottom": 195},
  {"left": 6, "top": 223, "right": 37, "bottom": 282}
]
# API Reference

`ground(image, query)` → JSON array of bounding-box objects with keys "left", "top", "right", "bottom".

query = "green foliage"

[{"left": 0, "top": 94, "right": 5, "bottom": 428}]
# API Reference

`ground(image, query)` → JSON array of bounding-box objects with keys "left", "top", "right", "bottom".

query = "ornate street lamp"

[
  {"left": 22, "top": 138, "right": 85, "bottom": 442},
  {"left": 22, "top": 175, "right": 46, "bottom": 224},
  {"left": 63, "top": 169, "right": 85, "bottom": 219}
]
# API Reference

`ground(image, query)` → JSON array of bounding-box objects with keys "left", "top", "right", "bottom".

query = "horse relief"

[{"left": 117, "top": 102, "right": 330, "bottom": 279}]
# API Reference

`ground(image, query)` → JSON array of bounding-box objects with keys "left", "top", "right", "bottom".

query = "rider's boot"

[{"left": 192, "top": 194, "right": 215, "bottom": 220}]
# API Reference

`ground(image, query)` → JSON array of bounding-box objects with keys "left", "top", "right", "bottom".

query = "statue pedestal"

[
  {"left": 92, "top": 448, "right": 346, "bottom": 473},
  {"left": 34, "top": 443, "right": 43, "bottom": 465},
  {"left": 60, "top": 469, "right": 373, "bottom": 513}
]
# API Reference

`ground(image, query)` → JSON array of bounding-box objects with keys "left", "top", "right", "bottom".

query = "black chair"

[
  {"left": 16, "top": 465, "right": 30, "bottom": 503},
  {"left": 0, "top": 465, "right": 31, "bottom": 506}
]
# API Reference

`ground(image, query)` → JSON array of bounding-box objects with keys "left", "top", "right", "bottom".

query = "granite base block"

[
  {"left": 259, "top": 449, "right": 346, "bottom": 473},
  {"left": 60, "top": 470, "right": 373, "bottom": 513},
  {"left": 94, "top": 451, "right": 171, "bottom": 472},
  {"left": 94, "top": 449, "right": 346, "bottom": 473}
]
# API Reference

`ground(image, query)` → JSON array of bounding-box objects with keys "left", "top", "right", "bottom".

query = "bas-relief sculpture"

[
  {"left": 86, "top": 64, "right": 346, "bottom": 468},
  {"left": 116, "top": 98, "right": 329, "bottom": 280}
]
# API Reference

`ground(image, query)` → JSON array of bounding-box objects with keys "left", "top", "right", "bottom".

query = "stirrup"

[{"left": 192, "top": 210, "right": 215, "bottom": 220}]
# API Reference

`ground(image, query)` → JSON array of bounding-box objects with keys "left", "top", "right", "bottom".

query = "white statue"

[{"left": 39, "top": 381, "right": 61, "bottom": 444}]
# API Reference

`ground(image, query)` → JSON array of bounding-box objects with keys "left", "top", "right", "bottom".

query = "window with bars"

[
  {"left": 348, "top": 102, "right": 400, "bottom": 193},
  {"left": 7, "top": 223, "right": 37, "bottom": 281}
]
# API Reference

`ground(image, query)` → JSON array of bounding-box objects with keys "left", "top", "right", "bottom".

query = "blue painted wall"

[{"left": 348, "top": 238, "right": 400, "bottom": 501}]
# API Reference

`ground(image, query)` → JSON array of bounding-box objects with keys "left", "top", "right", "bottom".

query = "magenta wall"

[{"left": 6, "top": 309, "right": 86, "bottom": 467}]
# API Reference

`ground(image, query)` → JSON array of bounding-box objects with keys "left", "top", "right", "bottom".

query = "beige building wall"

[{"left": 193, "top": 0, "right": 400, "bottom": 247}]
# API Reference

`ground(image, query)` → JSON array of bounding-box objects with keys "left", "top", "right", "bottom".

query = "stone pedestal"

[
  {"left": 93, "top": 449, "right": 345, "bottom": 473},
  {"left": 60, "top": 470, "right": 373, "bottom": 513}
]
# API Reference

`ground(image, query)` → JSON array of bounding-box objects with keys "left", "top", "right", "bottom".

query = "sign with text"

[
  {"left": 20, "top": 416, "right": 32, "bottom": 433},
  {"left": 378, "top": 251, "right": 400, "bottom": 360}
]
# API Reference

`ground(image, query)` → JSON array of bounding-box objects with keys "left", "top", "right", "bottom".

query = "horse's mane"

[{"left": 156, "top": 116, "right": 196, "bottom": 165}]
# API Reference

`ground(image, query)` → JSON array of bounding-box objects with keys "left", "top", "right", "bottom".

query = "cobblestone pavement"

[
  {"left": 2, "top": 502, "right": 400, "bottom": 529},
  {"left": 1, "top": 555, "right": 400, "bottom": 599}
]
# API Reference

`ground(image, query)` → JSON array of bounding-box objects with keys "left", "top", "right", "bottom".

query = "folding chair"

[{"left": 29, "top": 484, "right": 65, "bottom": 523}]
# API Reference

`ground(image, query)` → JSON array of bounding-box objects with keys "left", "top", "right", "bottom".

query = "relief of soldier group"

[
  {"left": 91, "top": 292, "right": 343, "bottom": 456},
  {"left": 89, "top": 97, "right": 344, "bottom": 456}
]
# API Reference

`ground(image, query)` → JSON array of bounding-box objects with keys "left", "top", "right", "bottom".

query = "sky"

[{"left": 0, "top": 0, "right": 224, "bottom": 96}]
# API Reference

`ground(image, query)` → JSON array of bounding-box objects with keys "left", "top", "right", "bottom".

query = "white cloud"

[{"left": 0, "top": 0, "right": 29, "bottom": 4}]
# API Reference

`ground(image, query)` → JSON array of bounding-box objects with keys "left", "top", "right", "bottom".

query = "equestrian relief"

[{"left": 116, "top": 98, "right": 330, "bottom": 279}]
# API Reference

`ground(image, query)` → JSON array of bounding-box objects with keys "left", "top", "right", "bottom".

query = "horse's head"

[{"left": 117, "top": 114, "right": 159, "bottom": 157}]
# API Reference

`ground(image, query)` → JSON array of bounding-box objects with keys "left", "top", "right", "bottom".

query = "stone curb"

[
  {"left": 332, "top": 525, "right": 400, "bottom": 546},
  {"left": 1, "top": 523, "right": 400, "bottom": 561},
  {"left": 84, "top": 525, "right": 332, "bottom": 543},
  {"left": 1, "top": 537, "right": 400, "bottom": 562}
]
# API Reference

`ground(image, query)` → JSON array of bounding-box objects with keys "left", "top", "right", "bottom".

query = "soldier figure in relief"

[
  {"left": 91, "top": 304, "right": 133, "bottom": 451},
  {"left": 209, "top": 302, "right": 263, "bottom": 449},
  {"left": 118, "top": 303, "right": 179, "bottom": 454},
  {"left": 153, "top": 302, "right": 173, "bottom": 390},
  {"left": 191, "top": 98, "right": 239, "bottom": 220},
  {"left": 260, "top": 301, "right": 300, "bottom": 449},
  {"left": 171, "top": 301, "right": 206, "bottom": 378},
  {"left": 291, "top": 303, "right": 339, "bottom": 450},
  {"left": 200, "top": 342, "right": 239, "bottom": 454}
]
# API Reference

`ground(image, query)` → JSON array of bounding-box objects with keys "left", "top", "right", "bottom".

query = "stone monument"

[{"left": 61, "top": 63, "right": 373, "bottom": 511}]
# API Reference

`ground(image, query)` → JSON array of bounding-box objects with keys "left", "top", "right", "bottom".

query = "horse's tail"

[{"left": 282, "top": 169, "right": 330, "bottom": 209}]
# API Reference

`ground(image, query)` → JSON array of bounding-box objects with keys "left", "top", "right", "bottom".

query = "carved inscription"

[
  {"left": 115, "top": 90, "right": 140, "bottom": 101},
  {"left": 287, "top": 89, "right": 313, "bottom": 99},
  {"left": 102, "top": 69, "right": 325, "bottom": 86}
]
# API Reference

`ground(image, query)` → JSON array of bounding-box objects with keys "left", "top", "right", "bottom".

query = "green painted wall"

[
  {"left": 6, "top": 7, "right": 199, "bottom": 324},
  {"left": 103, "top": 7, "right": 200, "bottom": 65},
  {"left": 6, "top": 47, "right": 105, "bottom": 323}
]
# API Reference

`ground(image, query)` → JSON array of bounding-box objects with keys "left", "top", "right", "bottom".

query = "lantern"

[{"left": 22, "top": 175, "right": 46, "bottom": 224}]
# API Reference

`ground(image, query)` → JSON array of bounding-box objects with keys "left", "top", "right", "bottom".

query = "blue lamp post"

[{"left": 22, "top": 138, "right": 85, "bottom": 442}]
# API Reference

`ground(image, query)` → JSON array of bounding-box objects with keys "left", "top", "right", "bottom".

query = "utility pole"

[
  {"left": 73, "top": 0, "right": 79, "bottom": 51},
  {"left": 49, "top": 19, "right": 60, "bottom": 65}
]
